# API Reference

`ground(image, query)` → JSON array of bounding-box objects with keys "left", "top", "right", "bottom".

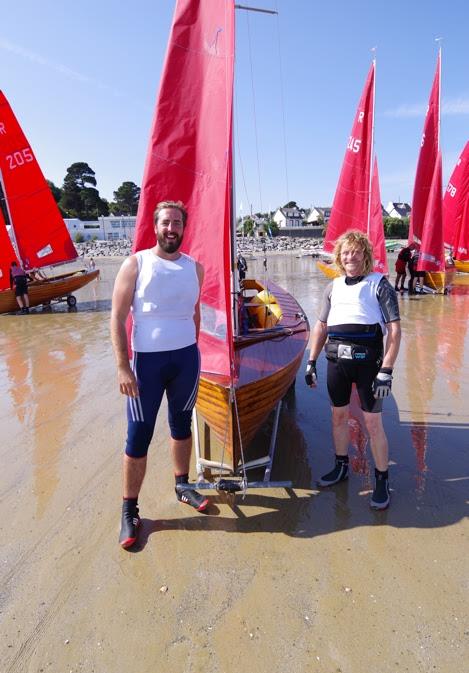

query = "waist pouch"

[{"left": 325, "top": 342, "right": 382, "bottom": 365}]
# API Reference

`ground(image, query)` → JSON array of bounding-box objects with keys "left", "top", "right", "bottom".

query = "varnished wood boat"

[
  {"left": 0, "top": 90, "right": 99, "bottom": 309},
  {"left": 196, "top": 279, "right": 309, "bottom": 470},
  {"left": 0, "top": 269, "right": 99, "bottom": 313}
]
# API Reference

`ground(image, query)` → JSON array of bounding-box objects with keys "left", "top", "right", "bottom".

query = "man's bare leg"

[
  {"left": 318, "top": 405, "right": 350, "bottom": 486},
  {"left": 123, "top": 454, "right": 147, "bottom": 498}
]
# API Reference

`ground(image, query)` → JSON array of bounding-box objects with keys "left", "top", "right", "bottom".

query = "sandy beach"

[{"left": 1, "top": 255, "right": 468, "bottom": 673}]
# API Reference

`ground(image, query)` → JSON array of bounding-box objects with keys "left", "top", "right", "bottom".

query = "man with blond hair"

[{"left": 305, "top": 230, "right": 401, "bottom": 509}]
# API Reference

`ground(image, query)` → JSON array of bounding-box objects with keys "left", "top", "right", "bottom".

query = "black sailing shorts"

[{"left": 327, "top": 358, "right": 383, "bottom": 413}]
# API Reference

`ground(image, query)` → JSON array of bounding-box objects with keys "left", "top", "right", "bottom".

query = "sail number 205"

[{"left": 6, "top": 148, "right": 34, "bottom": 170}]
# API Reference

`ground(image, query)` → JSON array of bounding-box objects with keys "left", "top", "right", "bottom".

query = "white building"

[
  {"left": 385, "top": 202, "right": 411, "bottom": 219},
  {"left": 306, "top": 206, "right": 331, "bottom": 224},
  {"left": 273, "top": 207, "right": 305, "bottom": 228},
  {"left": 64, "top": 216, "right": 136, "bottom": 241}
]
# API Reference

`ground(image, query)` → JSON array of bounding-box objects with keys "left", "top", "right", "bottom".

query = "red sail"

[
  {"left": 324, "top": 62, "right": 374, "bottom": 252},
  {"left": 408, "top": 53, "right": 440, "bottom": 245},
  {"left": 443, "top": 141, "right": 469, "bottom": 261},
  {"left": 132, "top": 0, "right": 235, "bottom": 377},
  {"left": 0, "top": 213, "right": 19, "bottom": 290},
  {"left": 418, "top": 151, "right": 444, "bottom": 272},
  {"left": 0, "top": 91, "right": 77, "bottom": 270},
  {"left": 369, "top": 157, "right": 388, "bottom": 274}
]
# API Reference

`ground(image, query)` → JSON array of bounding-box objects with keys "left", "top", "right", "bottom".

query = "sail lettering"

[
  {"left": 446, "top": 182, "right": 457, "bottom": 198},
  {"left": 0, "top": 123, "right": 5, "bottom": 135},
  {"left": 421, "top": 133, "right": 425, "bottom": 147},
  {"left": 6, "top": 148, "right": 34, "bottom": 170},
  {"left": 357, "top": 111, "right": 364, "bottom": 123},
  {"left": 347, "top": 136, "right": 361, "bottom": 153}
]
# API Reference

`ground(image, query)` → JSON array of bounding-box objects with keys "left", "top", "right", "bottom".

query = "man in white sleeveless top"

[
  {"left": 111, "top": 200, "right": 207, "bottom": 549},
  {"left": 305, "top": 230, "right": 401, "bottom": 510}
]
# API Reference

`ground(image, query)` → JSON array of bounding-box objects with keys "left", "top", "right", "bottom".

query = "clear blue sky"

[{"left": 1, "top": 0, "right": 469, "bottom": 216}]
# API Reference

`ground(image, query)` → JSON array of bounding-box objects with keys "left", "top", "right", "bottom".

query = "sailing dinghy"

[
  {"left": 0, "top": 91, "right": 98, "bottom": 313},
  {"left": 408, "top": 50, "right": 456, "bottom": 293},
  {"left": 443, "top": 141, "right": 469, "bottom": 274},
  {"left": 131, "top": 0, "right": 309, "bottom": 486},
  {"left": 317, "top": 59, "right": 388, "bottom": 279}
]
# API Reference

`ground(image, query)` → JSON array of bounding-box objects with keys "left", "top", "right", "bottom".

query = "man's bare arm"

[
  {"left": 194, "top": 262, "right": 204, "bottom": 342},
  {"left": 110, "top": 256, "right": 139, "bottom": 398},
  {"left": 382, "top": 320, "right": 401, "bottom": 369}
]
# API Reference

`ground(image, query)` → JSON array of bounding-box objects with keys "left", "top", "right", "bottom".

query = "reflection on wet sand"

[
  {"left": 400, "top": 289, "right": 469, "bottom": 492},
  {"left": 3, "top": 317, "right": 84, "bottom": 518}
]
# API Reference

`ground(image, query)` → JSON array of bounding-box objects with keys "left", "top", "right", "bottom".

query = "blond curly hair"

[{"left": 333, "top": 230, "right": 374, "bottom": 276}]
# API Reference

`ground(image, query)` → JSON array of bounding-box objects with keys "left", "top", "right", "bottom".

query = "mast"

[
  {"left": 232, "top": 3, "right": 278, "bottom": 337},
  {"left": 437, "top": 41, "right": 441, "bottom": 151},
  {"left": 366, "top": 54, "right": 376, "bottom": 237}
]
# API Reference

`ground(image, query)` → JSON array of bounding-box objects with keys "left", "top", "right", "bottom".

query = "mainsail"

[
  {"left": 132, "top": 0, "right": 235, "bottom": 377},
  {"left": 0, "top": 91, "right": 77, "bottom": 270},
  {"left": 418, "top": 150, "right": 444, "bottom": 272},
  {"left": 408, "top": 52, "right": 440, "bottom": 245},
  {"left": 443, "top": 141, "right": 469, "bottom": 262},
  {"left": 324, "top": 62, "right": 375, "bottom": 253}
]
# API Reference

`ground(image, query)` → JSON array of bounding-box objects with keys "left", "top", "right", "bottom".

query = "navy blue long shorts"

[{"left": 125, "top": 343, "right": 200, "bottom": 458}]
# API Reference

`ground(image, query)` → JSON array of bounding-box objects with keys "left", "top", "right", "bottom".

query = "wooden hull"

[
  {"left": 0, "top": 269, "right": 99, "bottom": 313},
  {"left": 195, "top": 279, "right": 309, "bottom": 470},
  {"left": 317, "top": 259, "right": 340, "bottom": 280},
  {"left": 423, "top": 267, "right": 456, "bottom": 294},
  {"left": 455, "top": 259, "right": 469, "bottom": 274}
]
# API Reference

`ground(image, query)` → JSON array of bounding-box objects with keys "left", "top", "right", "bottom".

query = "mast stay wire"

[
  {"left": 245, "top": 10, "right": 263, "bottom": 214},
  {"left": 274, "top": 0, "right": 290, "bottom": 204}
]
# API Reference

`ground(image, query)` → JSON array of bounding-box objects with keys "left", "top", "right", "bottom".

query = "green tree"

[
  {"left": 383, "top": 217, "right": 409, "bottom": 238},
  {"left": 60, "top": 162, "right": 108, "bottom": 219},
  {"left": 243, "top": 217, "right": 255, "bottom": 236},
  {"left": 110, "top": 181, "right": 140, "bottom": 215},
  {"left": 47, "top": 179, "right": 62, "bottom": 203}
]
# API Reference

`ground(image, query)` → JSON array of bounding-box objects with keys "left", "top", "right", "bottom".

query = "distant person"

[
  {"left": 394, "top": 245, "right": 411, "bottom": 292},
  {"left": 237, "top": 252, "right": 248, "bottom": 281},
  {"left": 111, "top": 200, "right": 207, "bottom": 550},
  {"left": 9, "top": 261, "right": 30, "bottom": 313},
  {"left": 88, "top": 257, "right": 96, "bottom": 271},
  {"left": 408, "top": 246, "right": 425, "bottom": 294},
  {"left": 305, "top": 230, "right": 401, "bottom": 510}
]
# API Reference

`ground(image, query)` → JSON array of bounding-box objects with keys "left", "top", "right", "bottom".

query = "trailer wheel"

[{"left": 67, "top": 295, "right": 77, "bottom": 307}]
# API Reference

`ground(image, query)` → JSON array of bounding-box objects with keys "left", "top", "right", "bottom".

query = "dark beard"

[{"left": 157, "top": 230, "right": 183, "bottom": 253}]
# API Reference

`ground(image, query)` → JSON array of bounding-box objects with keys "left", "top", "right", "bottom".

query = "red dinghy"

[
  {"left": 0, "top": 91, "right": 98, "bottom": 312},
  {"left": 443, "top": 141, "right": 469, "bottom": 274},
  {"left": 131, "top": 0, "right": 309, "bottom": 477},
  {"left": 317, "top": 60, "right": 388, "bottom": 279}
]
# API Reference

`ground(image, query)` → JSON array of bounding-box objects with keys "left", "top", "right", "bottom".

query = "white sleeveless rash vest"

[
  {"left": 327, "top": 273, "right": 387, "bottom": 336},
  {"left": 131, "top": 249, "right": 199, "bottom": 352}
]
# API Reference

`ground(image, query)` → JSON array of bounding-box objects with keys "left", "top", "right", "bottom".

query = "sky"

[{"left": 1, "top": 0, "right": 469, "bottom": 216}]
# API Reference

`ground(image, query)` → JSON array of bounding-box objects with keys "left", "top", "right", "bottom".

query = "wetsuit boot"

[
  {"left": 119, "top": 499, "right": 141, "bottom": 548},
  {"left": 370, "top": 468, "right": 390, "bottom": 510},
  {"left": 318, "top": 455, "right": 349, "bottom": 487},
  {"left": 175, "top": 474, "right": 209, "bottom": 512}
]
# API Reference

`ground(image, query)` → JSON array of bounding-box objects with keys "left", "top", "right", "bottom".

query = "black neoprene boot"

[
  {"left": 119, "top": 500, "right": 140, "bottom": 549},
  {"left": 370, "top": 468, "right": 390, "bottom": 510},
  {"left": 318, "top": 455, "right": 349, "bottom": 487}
]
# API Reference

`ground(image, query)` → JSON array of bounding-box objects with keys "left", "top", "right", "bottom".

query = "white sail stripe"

[{"left": 183, "top": 349, "right": 201, "bottom": 411}]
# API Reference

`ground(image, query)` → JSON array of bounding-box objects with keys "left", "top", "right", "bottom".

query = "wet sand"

[{"left": 1, "top": 256, "right": 468, "bottom": 673}]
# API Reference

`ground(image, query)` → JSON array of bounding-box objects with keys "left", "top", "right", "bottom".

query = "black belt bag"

[{"left": 325, "top": 342, "right": 382, "bottom": 365}]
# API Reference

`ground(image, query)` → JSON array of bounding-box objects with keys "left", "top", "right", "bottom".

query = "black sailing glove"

[
  {"left": 372, "top": 367, "right": 393, "bottom": 399},
  {"left": 305, "top": 360, "right": 317, "bottom": 386}
]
